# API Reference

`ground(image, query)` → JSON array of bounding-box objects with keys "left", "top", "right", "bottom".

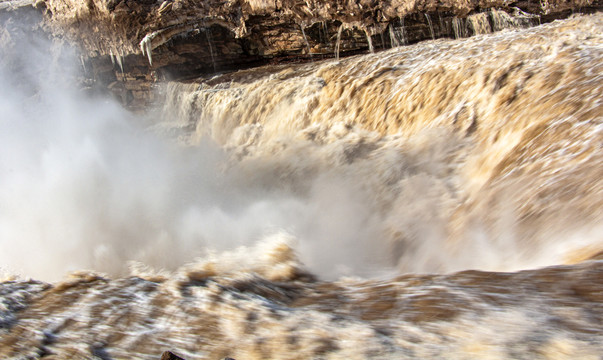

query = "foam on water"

[
  {"left": 0, "top": 12, "right": 602, "bottom": 359},
  {"left": 158, "top": 14, "right": 603, "bottom": 276}
]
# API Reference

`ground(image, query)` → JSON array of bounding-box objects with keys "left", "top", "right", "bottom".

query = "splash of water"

[{"left": 157, "top": 14, "right": 603, "bottom": 277}]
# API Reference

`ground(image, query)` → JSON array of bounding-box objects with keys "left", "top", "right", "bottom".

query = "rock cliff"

[{"left": 1, "top": 0, "right": 601, "bottom": 108}]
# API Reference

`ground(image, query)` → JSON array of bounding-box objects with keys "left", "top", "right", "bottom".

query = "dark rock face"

[
  {"left": 42, "top": 0, "right": 598, "bottom": 57},
  {"left": 160, "top": 351, "right": 235, "bottom": 359},
  {"left": 161, "top": 350, "right": 186, "bottom": 360},
  {"left": 1, "top": 0, "right": 600, "bottom": 109}
]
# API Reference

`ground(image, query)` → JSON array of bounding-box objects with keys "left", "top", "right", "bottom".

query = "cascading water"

[
  {"left": 452, "top": 17, "right": 465, "bottom": 39},
  {"left": 468, "top": 12, "right": 493, "bottom": 35},
  {"left": 424, "top": 13, "right": 435, "bottom": 40},
  {"left": 204, "top": 27, "right": 217, "bottom": 72},
  {"left": 0, "top": 9, "right": 602, "bottom": 360},
  {"left": 335, "top": 24, "right": 343, "bottom": 60},
  {"left": 300, "top": 24, "right": 313, "bottom": 60},
  {"left": 388, "top": 24, "right": 400, "bottom": 48},
  {"left": 364, "top": 29, "right": 374, "bottom": 53}
]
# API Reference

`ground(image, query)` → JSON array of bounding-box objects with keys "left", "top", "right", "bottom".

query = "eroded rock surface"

[{"left": 1, "top": 0, "right": 599, "bottom": 109}]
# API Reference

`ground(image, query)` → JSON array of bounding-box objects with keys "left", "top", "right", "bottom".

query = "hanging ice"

[
  {"left": 80, "top": 55, "right": 86, "bottom": 72},
  {"left": 204, "top": 28, "right": 217, "bottom": 72},
  {"left": 109, "top": 48, "right": 116, "bottom": 66},
  {"left": 335, "top": 24, "right": 343, "bottom": 60},
  {"left": 389, "top": 24, "right": 400, "bottom": 48},
  {"left": 364, "top": 29, "right": 374, "bottom": 53},
  {"left": 139, "top": 25, "right": 196, "bottom": 66},
  {"left": 140, "top": 33, "right": 154, "bottom": 66},
  {"left": 299, "top": 24, "right": 313, "bottom": 60},
  {"left": 425, "top": 14, "right": 435, "bottom": 40},
  {"left": 116, "top": 51, "right": 124, "bottom": 73}
]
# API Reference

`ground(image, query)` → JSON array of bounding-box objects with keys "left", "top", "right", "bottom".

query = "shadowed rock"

[
  {"left": 161, "top": 351, "right": 185, "bottom": 360},
  {"left": 1, "top": 0, "right": 598, "bottom": 110},
  {"left": 160, "top": 351, "right": 235, "bottom": 360}
]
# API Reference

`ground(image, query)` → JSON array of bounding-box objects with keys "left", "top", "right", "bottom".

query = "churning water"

[{"left": 0, "top": 13, "right": 602, "bottom": 359}]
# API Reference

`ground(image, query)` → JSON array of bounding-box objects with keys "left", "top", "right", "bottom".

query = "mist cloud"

[{"left": 3, "top": 18, "right": 600, "bottom": 282}]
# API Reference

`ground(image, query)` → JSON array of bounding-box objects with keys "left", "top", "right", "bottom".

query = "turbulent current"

[{"left": 1, "top": 12, "right": 602, "bottom": 359}]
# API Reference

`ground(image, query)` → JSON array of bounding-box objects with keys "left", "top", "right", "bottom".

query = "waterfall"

[
  {"left": 389, "top": 24, "right": 401, "bottom": 48},
  {"left": 300, "top": 24, "right": 313, "bottom": 60},
  {"left": 204, "top": 27, "right": 217, "bottom": 72},
  {"left": 1, "top": 9, "right": 602, "bottom": 360},
  {"left": 364, "top": 28, "right": 374, "bottom": 53},
  {"left": 335, "top": 24, "right": 343, "bottom": 60},
  {"left": 400, "top": 17, "right": 407, "bottom": 45},
  {"left": 452, "top": 17, "right": 465, "bottom": 39},
  {"left": 425, "top": 13, "right": 435, "bottom": 40},
  {"left": 468, "top": 12, "right": 492, "bottom": 35}
]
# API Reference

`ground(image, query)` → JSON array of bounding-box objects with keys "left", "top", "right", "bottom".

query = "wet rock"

[
  {"left": 161, "top": 351, "right": 185, "bottom": 360},
  {"left": 3, "top": 0, "right": 589, "bottom": 110}
]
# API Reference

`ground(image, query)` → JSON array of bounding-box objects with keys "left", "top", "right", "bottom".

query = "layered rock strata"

[{"left": 1, "top": 0, "right": 601, "bottom": 108}]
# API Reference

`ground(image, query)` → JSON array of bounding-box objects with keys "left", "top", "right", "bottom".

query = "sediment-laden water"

[{"left": 1, "top": 13, "right": 602, "bottom": 359}]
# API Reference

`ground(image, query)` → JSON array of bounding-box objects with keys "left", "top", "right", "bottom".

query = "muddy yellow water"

[{"left": 1, "top": 13, "right": 602, "bottom": 359}]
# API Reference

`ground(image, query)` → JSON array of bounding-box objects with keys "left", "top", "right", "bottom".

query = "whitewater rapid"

[
  {"left": 0, "top": 12, "right": 602, "bottom": 360},
  {"left": 158, "top": 12, "right": 603, "bottom": 276}
]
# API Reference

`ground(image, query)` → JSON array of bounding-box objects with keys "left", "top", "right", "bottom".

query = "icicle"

[
  {"left": 116, "top": 51, "right": 124, "bottom": 73},
  {"left": 109, "top": 48, "right": 116, "bottom": 66},
  {"left": 80, "top": 55, "right": 86, "bottom": 73},
  {"left": 299, "top": 24, "right": 313, "bottom": 60},
  {"left": 318, "top": 21, "right": 327, "bottom": 44},
  {"left": 139, "top": 26, "right": 199, "bottom": 67},
  {"left": 335, "top": 24, "right": 343, "bottom": 60},
  {"left": 425, "top": 14, "right": 435, "bottom": 40},
  {"left": 139, "top": 33, "right": 154, "bottom": 66},
  {"left": 115, "top": 54, "right": 122, "bottom": 72},
  {"left": 400, "top": 17, "right": 407, "bottom": 45},
  {"left": 145, "top": 40, "right": 152, "bottom": 65},
  {"left": 364, "top": 29, "right": 374, "bottom": 53},
  {"left": 389, "top": 24, "right": 400, "bottom": 48},
  {"left": 204, "top": 28, "right": 217, "bottom": 72}
]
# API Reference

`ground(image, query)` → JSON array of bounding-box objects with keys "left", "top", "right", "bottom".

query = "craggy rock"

[
  {"left": 161, "top": 351, "right": 186, "bottom": 360},
  {"left": 0, "top": 0, "right": 600, "bottom": 107},
  {"left": 42, "top": 0, "right": 598, "bottom": 57}
]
